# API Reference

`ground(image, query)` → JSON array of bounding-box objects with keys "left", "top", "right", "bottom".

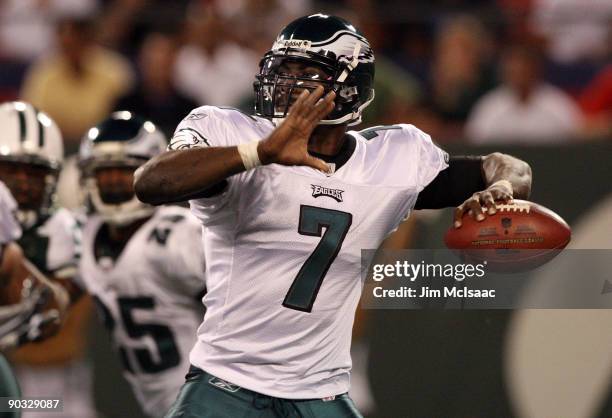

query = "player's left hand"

[{"left": 453, "top": 180, "right": 513, "bottom": 228}]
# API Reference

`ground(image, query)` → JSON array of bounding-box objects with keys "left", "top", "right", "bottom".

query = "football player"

[
  {"left": 0, "top": 180, "right": 75, "bottom": 418},
  {"left": 0, "top": 180, "right": 24, "bottom": 418},
  {"left": 0, "top": 101, "right": 79, "bottom": 276},
  {"left": 0, "top": 102, "right": 76, "bottom": 310},
  {"left": 134, "top": 14, "right": 532, "bottom": 417},
  {"left": 74, "top": 112, "right": 206, "bottom": 417},
  {"left": 0, "top": 101, "right": 93, "bottom": 418},
  {"left": 0, "top": 181, "right": 22, "bottom": 286}
]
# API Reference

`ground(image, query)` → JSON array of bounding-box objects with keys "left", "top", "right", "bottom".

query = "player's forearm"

[
  {"left": 482, "top": 152, "right": 532, "bottom": 199},
  {"left": 134, "top": 147, "right": 246, "bottom": 205},
  {"left": 0, "top": 243, "right": 24, "bottom": 290}
]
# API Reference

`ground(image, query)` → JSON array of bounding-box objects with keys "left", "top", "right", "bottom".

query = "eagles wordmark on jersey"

[{"left": 169, "top": 106, "right": 447, "bottom": 399}]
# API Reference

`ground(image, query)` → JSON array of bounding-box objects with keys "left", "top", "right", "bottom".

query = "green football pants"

[{"left": 165, "top": 366, "right": 363, "bottom": 418}]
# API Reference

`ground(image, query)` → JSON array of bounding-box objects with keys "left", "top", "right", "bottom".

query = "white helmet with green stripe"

[{"left": 0, "top": 101, "right": 63, "bottom": 228}]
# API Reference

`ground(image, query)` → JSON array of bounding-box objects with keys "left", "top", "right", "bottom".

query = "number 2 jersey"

[
  {"left": 170, "top": 107, "right": 448, "bottom": 399},
  {"left": 74, "top": 206, "right": 206, "bottom": 417}
]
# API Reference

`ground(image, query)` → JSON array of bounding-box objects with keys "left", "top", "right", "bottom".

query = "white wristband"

[{"left": 237, "top": 141, "right": 262, "bottom": 170}]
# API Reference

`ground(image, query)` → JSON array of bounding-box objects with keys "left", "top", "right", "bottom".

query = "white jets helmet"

[
  {"left": 78, "top": 111, "right": 167, "bottom": 226},
  {"left": 0, "top": 101, "right": 63, "bottom": 228}
]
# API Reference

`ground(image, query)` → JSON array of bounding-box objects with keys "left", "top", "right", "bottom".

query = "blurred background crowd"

[{"left": 0, "top": 0, "right": 611, "bottom": 156}]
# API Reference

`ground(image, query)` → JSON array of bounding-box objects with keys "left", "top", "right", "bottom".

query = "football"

[{"left": 444, "top": 200, "right": 571, "bottom": 272}]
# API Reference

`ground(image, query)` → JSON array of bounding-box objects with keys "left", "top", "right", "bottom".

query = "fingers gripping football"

[
  {"left": 258, "top": 86, "right": 336, "bottom": 172},
  {"left": 454, "top": 180, "right": 513, "bottom": 228}
]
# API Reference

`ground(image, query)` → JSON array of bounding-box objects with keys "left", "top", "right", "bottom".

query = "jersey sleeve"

[
  {"left": 160, "top": 212, "right": 206, "bottom": 298},
  {"left": 402, "top": 124, "right": 449, "bottom": 192},
  {"left": 0, "top": 181, "right": 21, "bottom": 244},
  {"left": 168, "top": 106, "right": 261, "bottom": 219},
  {"left": 168, "top": 106, "right": 251, "bottom": 150},
  {"left": 385, "top": 125, "right": 449, "bottom": 225},
  {"left": 43, "top": 209, "right": 82, "bottom": 280}
]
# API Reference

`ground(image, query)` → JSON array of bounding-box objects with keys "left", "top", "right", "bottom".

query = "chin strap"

[{"left": 335, "top": 42, "right": 362, "bottom": 84}]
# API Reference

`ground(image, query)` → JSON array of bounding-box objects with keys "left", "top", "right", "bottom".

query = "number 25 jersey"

[
  {"left": 170, "top": 107, "right": 448, "bottom": 399},
  {"left": 75, "top": 206, "right": 206, "bottom": 416}
]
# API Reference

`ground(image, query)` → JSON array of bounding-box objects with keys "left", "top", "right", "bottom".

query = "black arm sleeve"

[{"left": 414, "top": 156, "right": 485, "bottom": 210}]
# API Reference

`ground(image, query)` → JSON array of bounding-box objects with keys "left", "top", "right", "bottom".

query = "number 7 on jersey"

[{"left": 282, "top": 205, "right": 352, "bottom": 312}]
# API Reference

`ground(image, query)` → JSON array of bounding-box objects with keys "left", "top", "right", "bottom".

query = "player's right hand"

[
  {"left": 453, "top": 180, "right": 514, "bottom": 228},
  {"left": 257, "top": 85, "right": 336, "bottom": 172}
]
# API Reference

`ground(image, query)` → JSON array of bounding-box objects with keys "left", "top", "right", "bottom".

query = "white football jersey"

[
  {"left": 0, "top": 181, "right": 21, "bottom": 244},
  {"left": 170, "top": 106, "right": 448, "bottom": 399},
  {"left": 18, "top": 208, "right": 80, "bottom": 279},
  {"left": 76, "top": 206, "right": 205, "bottom": 417}
]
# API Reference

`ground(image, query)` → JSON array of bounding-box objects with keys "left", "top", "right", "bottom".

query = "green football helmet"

[
  {"left": 254, "top": 13, "right": 375, "bottom": 126},
  {"left": 78, "top": 111, "right": 167, "bottom": 226}
]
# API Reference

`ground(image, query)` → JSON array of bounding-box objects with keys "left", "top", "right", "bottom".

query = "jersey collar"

[{"left": 307, "top": 134, "right": 356, "bottom": 172}]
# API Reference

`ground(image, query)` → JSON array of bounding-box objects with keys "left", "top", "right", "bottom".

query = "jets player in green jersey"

[
  {"left": 0, "top": 180, "right": 24, "bottom": 418},
  {"left": 0, "top": 182, "right": 67, "bottom": 418},
  {"left": 0, "top": 101, "right": 93, "bottom": 418}
]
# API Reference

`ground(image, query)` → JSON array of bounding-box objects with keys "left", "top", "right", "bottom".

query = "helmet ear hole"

[{"left": 337, "top": 85, "right": 359, "bottom": 102}]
